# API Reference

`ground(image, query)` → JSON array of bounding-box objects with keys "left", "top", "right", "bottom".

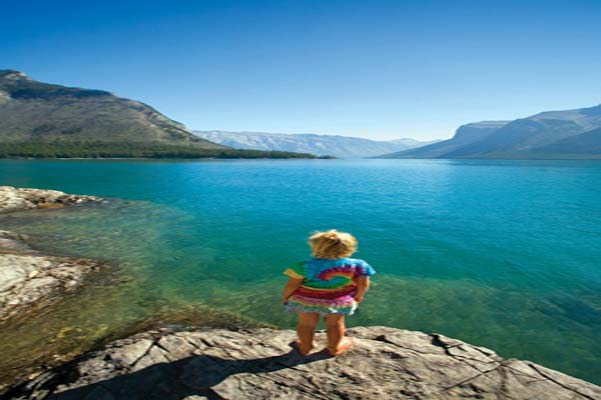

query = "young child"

[{"left": 282, "top": 229, "right": 375, "bottom": 356}]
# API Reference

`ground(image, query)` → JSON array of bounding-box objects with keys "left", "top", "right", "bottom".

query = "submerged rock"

[
  {"left": 7, "top": 326, "right": 600, "bottom": 399},
  {"left": 0, "top": 187, "right": 106, "bottom": 320},
  {"left": 0, "top": 230, "right": 106, "bottom": 321},
  {"left": 0, "top": 186, "right": 101, "bottom": 213}
]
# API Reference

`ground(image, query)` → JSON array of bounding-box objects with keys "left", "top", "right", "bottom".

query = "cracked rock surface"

[
  {"left": 0, "top": 230, "right": 106, "bottom": 321},
  {"left": 8, "top": 326, "right": 601, "bottom": 400},
  {"left": 0, "top": 186, "right": 101, "bottom": 213},
  {"left": 0, "top": 187, "right": 105, "bottom": 321}
]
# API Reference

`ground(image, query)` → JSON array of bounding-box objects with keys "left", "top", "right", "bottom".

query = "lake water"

[{"left": 1, "top": 159, "right": 600, "bottom": 384}]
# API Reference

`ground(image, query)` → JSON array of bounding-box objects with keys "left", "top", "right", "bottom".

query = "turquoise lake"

[{"left": 1, "top": 159, "right": 600, "bottom": 384}]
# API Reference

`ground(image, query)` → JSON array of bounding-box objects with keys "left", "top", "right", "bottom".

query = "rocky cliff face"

[
  {"left": 381, "top": 104, "right": 601, "bottom": 159},
  {"left": 377, "top": 121, "right": 508, "bottom": 159},
  {"left": 7, "top": 326, "right": 601, "bottom": 399}
]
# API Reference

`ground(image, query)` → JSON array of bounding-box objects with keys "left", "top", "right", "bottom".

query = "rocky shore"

[
  {"left": 0, "top": 186, "right": 101, "bottom": 213},
  {"left": 0, "top": 187, "right": 105, "bottom": 321},
  {"left": 1, "top": 187, "right": 600, "bottom": 399},
  {"left": 0, "top": 230, "right": 106, "bottom": 321},
  {"left": 6, "top": 326, "right": 601, "bottom": 400}
]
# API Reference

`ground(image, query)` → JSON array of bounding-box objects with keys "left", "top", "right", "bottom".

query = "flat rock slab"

[
  {"left": 8, "top": 327, "right": 600, "bottom": 400},
  {"left": 0, "top": 186, "right": 101, "bottom": 213},
  {"left": 0, "top": 187, "right": 105, "bottom": 320},
  {"left": 0, "top": 231, "right": 106, "bottom": 321}
]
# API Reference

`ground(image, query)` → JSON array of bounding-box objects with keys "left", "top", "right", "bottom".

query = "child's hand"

[
  {"left": 282, "top": 277, "right": 303, "bottom": 305},
  {"left": 353, "top": 276, "right": 369, "bottom": 303}
]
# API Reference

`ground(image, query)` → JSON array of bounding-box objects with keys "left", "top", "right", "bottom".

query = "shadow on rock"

[{"left": 46, "top": 347, "right": 331, "bottom": 400}]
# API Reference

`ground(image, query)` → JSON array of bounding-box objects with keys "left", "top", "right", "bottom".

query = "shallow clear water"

[{"left": 1, "top": 159, "right": 600, "bottom": 384}]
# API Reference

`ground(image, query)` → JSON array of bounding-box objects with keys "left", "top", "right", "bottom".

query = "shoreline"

[
  {"left": 0, "top": 186, "right": 107, "bottom": 321},
  {"left": 1, "top": 186, "right": 600, "bottom": 398},
  {"left": 0, "top": 187, "right": 116, "bottom": 392},
  {"left": 0, "top": 187, "right": 271, "bottom": 394},
  {"left": 3, "top": 157, "right": 601, "bottom": 161},
  {"left": 0, "top": 156, "right": 333, "bottom": 161}
]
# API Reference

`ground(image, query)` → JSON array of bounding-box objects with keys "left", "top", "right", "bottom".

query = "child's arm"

[
  {"left": 354, "top": 276, "right": 370, "bottom": 303},
  {"left": 282, "top": 277, "right": 303, "bottom": 304}
]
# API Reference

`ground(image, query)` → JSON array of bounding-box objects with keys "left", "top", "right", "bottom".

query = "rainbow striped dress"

[{"left": 283, "top": 257, "right": 375, "bottom": 316}]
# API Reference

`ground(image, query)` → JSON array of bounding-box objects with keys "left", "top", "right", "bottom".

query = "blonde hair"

[{"left": 308, "top": 229, "right": 357, "bottom": 259}]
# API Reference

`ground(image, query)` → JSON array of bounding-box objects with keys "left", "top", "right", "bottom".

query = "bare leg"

[
  {"left": 324, "top": 313, "right": 354, "bottom": 355},
  {"left": 296, "top": 312, "right": 319, "bottom": 355}
]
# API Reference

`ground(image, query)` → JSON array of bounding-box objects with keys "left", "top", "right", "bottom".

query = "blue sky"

[{"left": 2, "top": 0, "right": 600, "bottom": 140}]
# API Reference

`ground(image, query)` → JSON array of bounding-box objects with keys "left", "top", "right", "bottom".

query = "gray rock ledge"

[
  {"left": 8, "top": 326, "right": 601, "bottom": 400},
  {"left": 0, "top": 230, "right": 106, "bottom": 321},
  {"left": 0, "top": 187, "right": 105, "bottom": 321},
  {"left": 0, "top": 186, "right": 101, "bottom": 213}
]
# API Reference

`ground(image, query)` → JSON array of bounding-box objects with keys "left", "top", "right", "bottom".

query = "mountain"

[
  {"left": 388, "top": 138, "right": 438, "bottom": 148},
  {"left": 533, "top": 127, "right": 601, "bottom": 156},
  {"left": 0, "top": 70, "right": 312, "bottom": 159},
  {"left": 379, "top": 104, "right": 601, "bottom": 159},
  {"left": 193, "top": 130, "right": 438, "bottom": 158},
  {"left": 378, "top": 121, "right": 510, "bottom": 159}
]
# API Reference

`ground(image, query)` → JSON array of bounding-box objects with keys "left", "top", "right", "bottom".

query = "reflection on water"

[{"left": 0, "top": 159, "right": 600, "bottom": 385}]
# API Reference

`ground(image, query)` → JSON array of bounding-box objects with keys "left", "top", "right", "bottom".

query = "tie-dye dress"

[{"left": 283, "top": 257, "right": 375, "bottom": 315}]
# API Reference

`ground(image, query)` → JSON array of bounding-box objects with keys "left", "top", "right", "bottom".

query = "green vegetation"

[
  {"left": 0, "top": 70, "right": 225, "bottom": 149},
  {"left": 0, "top": 70, "right": 315, "bottom": 159},
  {"left": 0, "top": 141, "right": 316, "bottom": 159}
]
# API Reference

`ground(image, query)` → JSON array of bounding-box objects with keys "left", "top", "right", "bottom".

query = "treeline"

[{"left": 0, "top": 141, "right": 317, "bottom": 159}]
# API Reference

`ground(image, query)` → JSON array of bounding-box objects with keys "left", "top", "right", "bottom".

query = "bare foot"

[
  {"left": 328, "top": 337, "right": 354, "bottom": 356},
  {"left": 295, "top": 340, "right": 313, "bottom": 356}
]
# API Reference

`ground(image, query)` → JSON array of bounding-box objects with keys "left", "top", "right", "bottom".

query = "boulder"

[{"left": 0, "top": 186, "right": 101, "bottom": 213}]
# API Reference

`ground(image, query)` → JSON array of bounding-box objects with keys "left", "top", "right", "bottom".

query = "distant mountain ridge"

[
  {"left": 378, "top": 104, "right": 601, "bottom": 159},
  {"left": 0, "top": 70, "right": 221, "bottom": 147},
  {"left": 193, "top": 130, "right": 438, "bottom": 158},
  {"left": 5, "top": 70, "right": 597, "bottom": 160},
  {"left": 0, "top": 70, "right": 312, "bottom": 158}
]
